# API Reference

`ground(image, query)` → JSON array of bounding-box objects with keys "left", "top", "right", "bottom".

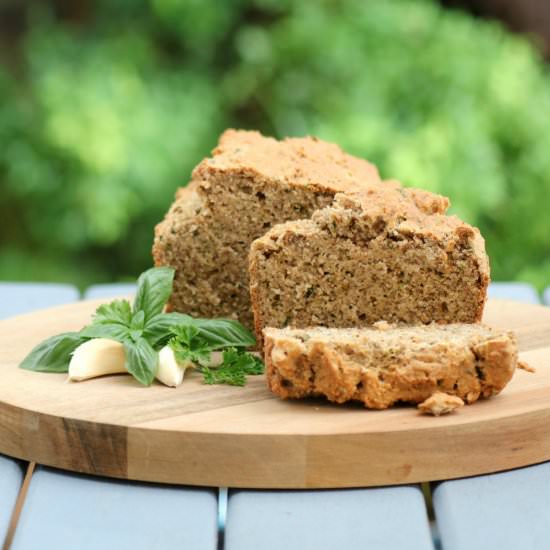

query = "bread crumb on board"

[
  {"left": 418, "top": 392, "right": 464, "bottom": 416},
  {"left": 518, "top": 360, "right": 536, "bottom": 373}
]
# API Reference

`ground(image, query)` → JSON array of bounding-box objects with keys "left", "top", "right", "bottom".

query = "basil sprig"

[{"left": 19, "top": 266, "right": 260, "bottom": 386}]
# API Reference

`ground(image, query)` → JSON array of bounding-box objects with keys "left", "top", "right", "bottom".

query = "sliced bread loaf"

[
  {"left": 153, "top": 130, "right": 448, "bottom": 328},
  {"left": 249, "top": 189, "right": 489, "bottom": 340},
  {"left": 263, "top": 324, "right": 517, "bottom": 409}
]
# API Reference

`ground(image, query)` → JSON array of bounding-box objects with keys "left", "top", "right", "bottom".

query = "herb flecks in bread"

[
  {"left": 263, "top": 324, "right": 517, "bottom": 410},
  {"left": 153, "top": 130, "right": 448, "bottom": 328}
]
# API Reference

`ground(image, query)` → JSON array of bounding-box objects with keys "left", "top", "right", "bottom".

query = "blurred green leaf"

[{"left": 0, "top": 0, "right": 550, "bottom": 289}]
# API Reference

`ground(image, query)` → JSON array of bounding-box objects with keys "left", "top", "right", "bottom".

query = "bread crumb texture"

[
  {"left": 249, "top": 187, "right": 489, "bottom": 342},
  {"left": 263, "top": 324, "right": 517, "bottom": 409},
  {"left": 153, "top": 129, "right": 452, "bottom": 328}
]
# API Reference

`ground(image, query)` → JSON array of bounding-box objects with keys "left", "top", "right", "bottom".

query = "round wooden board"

[{"left": 1, "top": 299, "right": 550, "bottom": 489}]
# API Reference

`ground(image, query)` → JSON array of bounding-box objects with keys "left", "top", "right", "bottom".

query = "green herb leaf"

[
  {"left": 79, "top": 323, "right": 131, "bottom": 342},
  {"left": 133, "top": 267, "right": 175, "bottom": 322},
  {"left": 123, "top": 337, "right": 158, "bottom": 386},
  {"left": 127, "top": 310, "right": 146, "bottom": 342},
  {"left": 171, "top": 324, "right": 200, "bottom": 346},
  {"left": 19, "top": 332, "right": 87, "bottom": 373},
  {"left": 189, "top": 318, "right": 256, "bottom": 350},
  {"left": 131, "top": 310, "right": 145, "bottom": 330},
  {"left": 222, "top": 348, "right": 264, "bottom": 374},
  {"left": 142, "top": 312, "right": 193, "bottom": 348},
  {"left": 92, "top": 299, "right": 132, "bottom": 326},
  {"left": 201, "top": 348, "right": 264, "bottom": 386},
  {"left": 143, "top": 313, "right": 255, "bottom": 351},
  {"left": 202, "top": 365, "right": 246, "bottom": 386},
  {"left": 169, "top": 336, "right": 212, "bottom": 367}
]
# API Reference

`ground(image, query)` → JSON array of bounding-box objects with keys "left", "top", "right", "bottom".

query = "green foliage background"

[{"left": 1, "top": 0, "right": 550, "bottom": 289}]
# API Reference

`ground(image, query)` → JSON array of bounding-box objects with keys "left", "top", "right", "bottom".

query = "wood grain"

[{"left": 0, "top": 299, "right": 549, "bottom": 489}]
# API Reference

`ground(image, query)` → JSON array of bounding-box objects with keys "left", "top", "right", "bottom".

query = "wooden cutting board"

[{"left": 0, "top": 298, "right": 549, "bottom": 489}]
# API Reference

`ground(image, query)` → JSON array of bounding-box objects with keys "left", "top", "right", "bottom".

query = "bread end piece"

[{"left": 263, "top": 325, "right": 517, "bottom": 410}]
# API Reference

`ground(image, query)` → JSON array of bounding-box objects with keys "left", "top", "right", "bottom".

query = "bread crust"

[{"left": 192, "top": 129, "right": 383, "bottom": 195}]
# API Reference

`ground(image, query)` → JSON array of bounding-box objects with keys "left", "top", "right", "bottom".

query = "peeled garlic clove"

[
  {"left": 68, "top": 338, "right": 126, "bottom": 382},
  {"left": 207, "top": 351, "right": 224, "bottom": 367},
  {"left": 156, "top": 345, "right": 192, "bottom": 387}
]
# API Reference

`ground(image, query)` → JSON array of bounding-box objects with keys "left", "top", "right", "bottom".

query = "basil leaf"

[
  {"left": 92, "top": 299, "right": 132, "bottom": 326},
  {"left": 129, "top": 330, "right": 142, "bottom": 343},
  {"left": 133, "top": 267, "right": 175, "bottom": 321},
  {"left": 19, "top": 332, "right": 86, "bottom": 373},
  {"left": 80, "top": 323, "right": 130, "bottom": 343},
  {"left": 192, "top": 318, "right": 256, "bottom": 349},
  {"left": 130, "top": 310, "right": 145, "bottom": 330},
  {"left": 144, "top": 313, "right": 254, "bottom": 350},
  {"left": 124, "top": 337, "right": 158, "bottom": 386},
  {"left": 142, "top": 312, "right": 193, "bottom": 348}
]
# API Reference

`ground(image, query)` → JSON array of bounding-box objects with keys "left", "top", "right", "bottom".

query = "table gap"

[
  {"left": 217, "top": 487, "right": 228, "bottom": 550},
  {"left": 2, "top": 462, "right": 35, "bottom": 550}
]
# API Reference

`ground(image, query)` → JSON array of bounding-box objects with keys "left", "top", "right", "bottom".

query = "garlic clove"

[
  {"left": 68, "top": 338, "right": 126, "bottom": 382},
  {"left": 207, "top": 351, "right": 224, "bottom": 367},
  {"left": 155, "top": 345, "right": 192, "bottom": 387}
]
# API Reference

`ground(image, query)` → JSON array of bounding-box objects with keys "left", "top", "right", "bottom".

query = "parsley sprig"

[
  {"left": 168, "top": 326, "right": 263, "bottom": 386},
  {"left": 19, "top": 267, "right": 263, "bottom": 386},
  {"left": 201, "top": 348, "right": 264, "bottom": 386}
]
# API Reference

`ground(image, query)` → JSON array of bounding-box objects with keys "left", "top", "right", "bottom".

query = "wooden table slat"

[
  {"left": 433, "top": 463, "right": 550, "bottom": 550},
  {"left": 83, "top": 284, "right": 137, "bottom": 300},
  {"left": 11, "top": 466, "right": 218, "bottom": 550},
  {"left": 488, "top": 282, "right": 540, "bottom": 304},
  {"left": 225, "top": 487, "right": 434, "bottom": 550}
]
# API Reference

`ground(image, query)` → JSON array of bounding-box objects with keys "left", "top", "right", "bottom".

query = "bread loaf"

[{"left": 153, "top": 130, "right": 447, "bottom": 328}]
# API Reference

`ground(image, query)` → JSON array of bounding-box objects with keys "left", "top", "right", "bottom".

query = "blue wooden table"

[{"left": 1, "top": 281, "right": 549, "bottom": 550}]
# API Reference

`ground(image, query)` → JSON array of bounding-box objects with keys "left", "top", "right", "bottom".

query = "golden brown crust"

[
  {"left": 192, "top": 129, "right": 382, "bottom": 195},
  {"left": 404, "top": 186, "right": 450, "bottom": 215},
  {"left": 263, "top": 325, "right": 517, "bottom": 410}
]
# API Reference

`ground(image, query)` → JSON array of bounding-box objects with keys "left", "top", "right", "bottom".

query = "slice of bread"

[
  {"left": 249, "top": 189, "right": 489, "bottom": 341},
  {"left": 153, "top": 130, "right": 448, "bottom": 328},
  {"left": 263, "top": 324, "right": 517, "bottom": 409}
]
